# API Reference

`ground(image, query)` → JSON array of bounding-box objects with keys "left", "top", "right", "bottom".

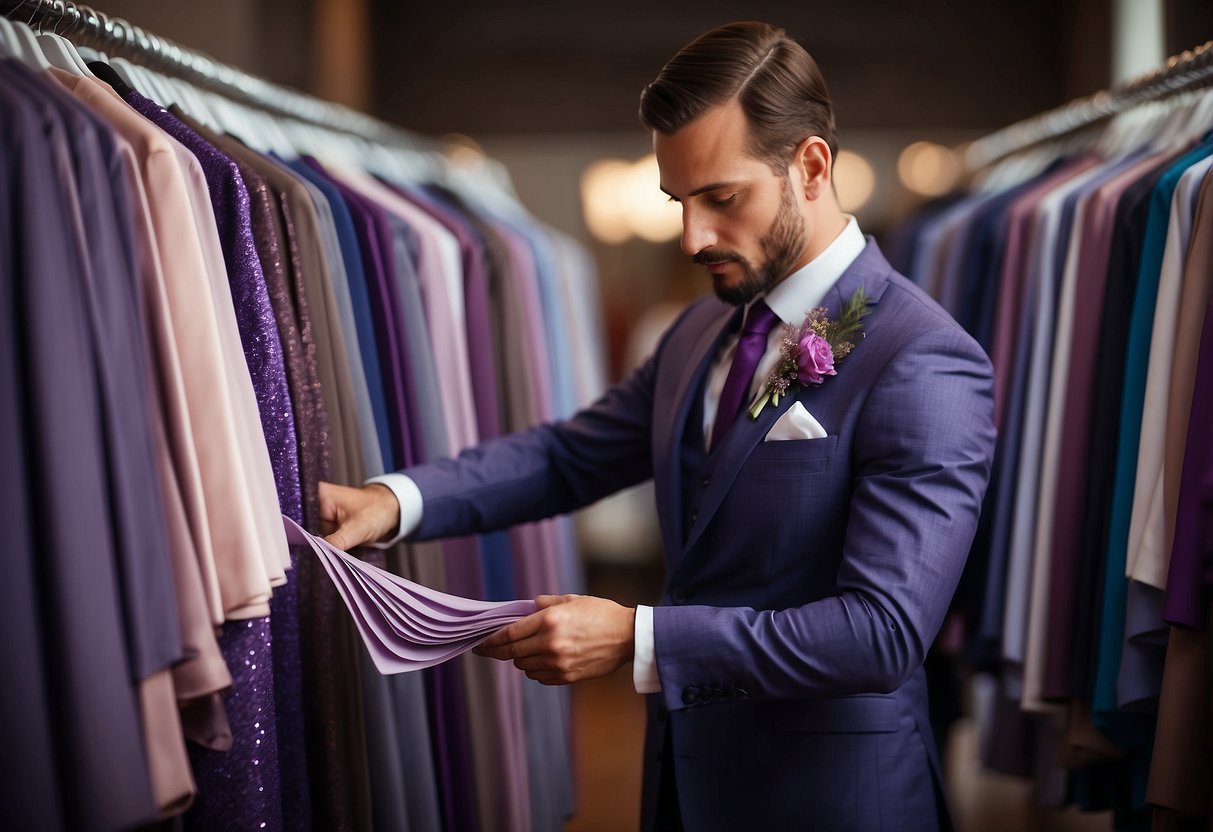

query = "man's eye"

[{"left": 709, "top": 194, "right": 738, "bottom": 207}]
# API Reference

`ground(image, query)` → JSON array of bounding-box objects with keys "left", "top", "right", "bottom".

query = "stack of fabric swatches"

[{"left": 282, "top": 516, "right": 536, "bottom": 673}]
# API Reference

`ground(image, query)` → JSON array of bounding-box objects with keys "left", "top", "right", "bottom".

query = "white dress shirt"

[{"left": 370, "top": 216, "right": 867, "bottom": 695}]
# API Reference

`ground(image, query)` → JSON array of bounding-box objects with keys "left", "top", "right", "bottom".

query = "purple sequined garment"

[
  {"left": 174, "top": 110, "right": 318, "bottom": 831},
  {"left": 122, "top": 90, "right": 296, "bottom": 832},
  {"left": 228, "top": 145, "right": 316, "bottom": 832}
]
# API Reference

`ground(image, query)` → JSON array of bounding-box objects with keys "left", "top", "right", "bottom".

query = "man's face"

[{"left": 655, "top": 100, "right": 810, "bottom": 305}]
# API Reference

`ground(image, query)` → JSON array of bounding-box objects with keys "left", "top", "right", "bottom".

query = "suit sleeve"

[
  {"left": 652, "top": 324, "right": 996, "bottom": 711},
  {"left": 405, "top": 343, "right": 661, "bottom": 540}
]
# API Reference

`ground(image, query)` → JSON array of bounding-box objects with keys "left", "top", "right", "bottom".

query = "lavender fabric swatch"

[{"left": 281, "top": 517, "right": 535, "bottom": 673}]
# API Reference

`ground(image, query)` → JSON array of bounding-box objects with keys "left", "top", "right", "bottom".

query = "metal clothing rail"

[
  {"left": 0, "top": 0, "right": 420, "bottom": 147},
  {"left": 965, "top": 39, "right": 1213, "bottom": 170}
]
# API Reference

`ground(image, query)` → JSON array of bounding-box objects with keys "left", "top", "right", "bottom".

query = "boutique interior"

[{"left": 3, "top": 0, "right": 1213, "bottom": 830}]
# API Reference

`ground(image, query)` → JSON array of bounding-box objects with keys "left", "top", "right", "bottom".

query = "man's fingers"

[
  {"left": 324, "top": 527, "right": 356, "bottom": 552},
  {"left": 475, "top": 642, "right": 519, "bottom": 661},
  {"left": 475, "top": 634, "right": 542, "bottom": 661},
  {"left": 322, "top": 512, "right": 369, "bottom": 552},
  {"left": 476, "top": 625, "right": 521, "bottom": 650},
  {"left": 315, "top": 481, "right": 400, "bottom": 550},
  {"left": 317, "top": 481, "right": 346, "bottom": 525},
  {"left": 511, "top": 655, "right": 557, "bottom": 672},
  {"left": 476, "top": 612, "right": 544, "bottom": 651}
]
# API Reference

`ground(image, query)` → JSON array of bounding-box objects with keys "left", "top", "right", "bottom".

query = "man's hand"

[
  {"left": 318, "top": 481, "right": 401, "bottom": 551},
  {"left": 474, "top": 594, "right": 636, "bottom": 685}
]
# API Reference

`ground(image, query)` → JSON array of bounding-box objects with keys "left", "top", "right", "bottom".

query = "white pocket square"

[{"left": 764, "top": 401, "right": 828, "bottom": 441}]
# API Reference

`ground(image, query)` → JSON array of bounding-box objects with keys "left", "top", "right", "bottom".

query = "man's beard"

[{"left": 693, "top": 180, "right": 808, "bottom": 305}]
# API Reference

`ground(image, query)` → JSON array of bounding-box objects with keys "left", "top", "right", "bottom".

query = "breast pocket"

[{"left": 747, "top": 434, "right": 838, "bottom": 476}]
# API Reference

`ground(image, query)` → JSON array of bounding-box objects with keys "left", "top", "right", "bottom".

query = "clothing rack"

[
  {"left": 965, "top": 38, "right": 1213, "bottom": 170},
  {"left": 0, "top": 0, "right": 419, "bottom": 148}
]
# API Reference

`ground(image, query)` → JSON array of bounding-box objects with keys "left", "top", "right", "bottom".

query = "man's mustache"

[{"left": 692, "top": 252, "right": 743, "bottom": 266}]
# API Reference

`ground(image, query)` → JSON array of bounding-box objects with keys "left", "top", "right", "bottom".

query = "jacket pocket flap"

[{"left": 773, "top": 695, "right": 899, "bottom": 734}]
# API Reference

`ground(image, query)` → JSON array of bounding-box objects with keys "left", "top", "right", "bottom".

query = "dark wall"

[
  {"left": 31, "top": 1, "right": 1211, "bottom": 141},
  {"left": 1167, "top": 0, "right": 1213, "bottom": 59},
  {"left": 371, "top": 0, "right": 1084, "bottom": 137}
]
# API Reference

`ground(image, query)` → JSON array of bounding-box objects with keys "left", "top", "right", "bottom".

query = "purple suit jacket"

[{"left": 407, "top": 242, "right": 996, "bottom": 831}]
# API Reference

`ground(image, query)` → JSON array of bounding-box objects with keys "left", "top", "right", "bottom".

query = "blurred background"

[
  {"left": 67, "top": 0, "right": 1213, "bottom": 399},
  {"left": 59, "top": 1, "right": 1213, "bottom": 829}
]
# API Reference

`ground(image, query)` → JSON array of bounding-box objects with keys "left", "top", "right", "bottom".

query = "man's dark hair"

[{"left": 639, "top": 21, "right": 837, "bottom": 174}]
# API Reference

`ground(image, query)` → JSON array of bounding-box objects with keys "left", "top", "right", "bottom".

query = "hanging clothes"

[
  {"left": 0, "top": 8, "right": 604, "bottom": 831},
  {"left": 891, "top": 81, "right": 1213, "bottom": 830}
]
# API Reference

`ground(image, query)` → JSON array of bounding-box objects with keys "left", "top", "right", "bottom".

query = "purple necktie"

[{"left": 711, "top": 301, "right": 779, "bottom": 450}]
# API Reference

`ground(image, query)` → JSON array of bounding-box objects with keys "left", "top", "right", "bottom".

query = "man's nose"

[{"left": 680, "top": 210, "right": 716, "bottom": 256}]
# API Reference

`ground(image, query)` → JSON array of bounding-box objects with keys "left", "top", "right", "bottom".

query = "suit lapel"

[
  {"left": 821, "top": 239, "right": 892, "bottom": 323},
  {"left": 680, "top": 240, "right": 894, "bottom": 555}
]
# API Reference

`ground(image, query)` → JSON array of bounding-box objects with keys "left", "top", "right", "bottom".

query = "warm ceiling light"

[
  {"left": 623, "top": 154, "right": 682, "bottom": 243},
  {"left": 444, "top": 133, "right": 485, "bottom": 169},
  {"left": 834, "top": 149, "right": 876, "bottom": 213},
  {"left": 580, "top": 158, "right": 633, "bottom": 244},
  {"left": 581, "top": 154, "right": 683, "bottom": 245},
  {"left": 897, "top": 141, "right": 961, "bottom": 197}
]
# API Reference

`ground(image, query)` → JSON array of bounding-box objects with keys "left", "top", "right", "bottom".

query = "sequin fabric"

[
  {"left": 121, "top": 90, "right": 292, "bottom": 832},
  {"left": 185, "top": 618, "right": 282, "bottom": 832},
  {"left": 174, "top": 113, "right": 323, "bottom": 831},
  {"left": 230, "top": 150, "right": 314, "bottom": 832}
]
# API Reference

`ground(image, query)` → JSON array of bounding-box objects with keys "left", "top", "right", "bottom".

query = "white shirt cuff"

[
  {"left": 363, "top": 473, "right": 423, "bottom": 548},
  {"left": 632, "top": 604, "right": 661, "bottom": 694}
]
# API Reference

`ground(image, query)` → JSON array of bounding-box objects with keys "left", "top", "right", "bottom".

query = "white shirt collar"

[{"left": 760, "top": 215, "right": 866, "bottom": 326}]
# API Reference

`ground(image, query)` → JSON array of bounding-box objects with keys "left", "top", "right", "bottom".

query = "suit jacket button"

[
  {"left": 690, "top": 510, "right": 699, "bottom": 522},
  {"left": 682, "top": 687, "right": 699, "bottom": 706},
  {"left": 701, "top": 477, "right": 710, "bottom": 486}
]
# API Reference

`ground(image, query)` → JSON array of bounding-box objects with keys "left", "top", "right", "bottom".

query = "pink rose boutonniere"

[{"left": 748, "top": 287, "right": 871, "bottom": 420}]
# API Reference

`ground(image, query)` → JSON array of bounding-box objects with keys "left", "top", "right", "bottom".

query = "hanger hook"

[
  {"left": 39, "top": 0, "right": 62, "bottom": 34},
  {"left": 41, "top": 0, "right": 62, "bottom": 35},
  {"left": 109, "top": 15, "right": 133, "bottom": 57},
  {"left": 104, "top": 13, "right": 121, "bottom": 49},
  {"left": 53, "top": 1, "right": 74, "bottom": 37},
  {"left": 79, "top": 5, "right": 97, "bottom": 46},
  {"left": 131, "top": 24, "right": 151, "bottom": 61},
  {"left": 26, "top": 0, "right": 44, "bottom": 30}
]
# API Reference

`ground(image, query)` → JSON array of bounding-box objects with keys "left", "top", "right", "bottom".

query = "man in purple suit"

[{"left": 322, "top": 21, "right": 995, "bottom": 830}]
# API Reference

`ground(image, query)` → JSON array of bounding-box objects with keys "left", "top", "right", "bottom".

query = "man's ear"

[{"left": 793, "top": 136, "right": 832, "bottom": 201}]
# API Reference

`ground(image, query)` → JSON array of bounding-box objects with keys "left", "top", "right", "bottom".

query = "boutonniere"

[{"left": 748, "top": 287, "right": 871, "bottom": 420}]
